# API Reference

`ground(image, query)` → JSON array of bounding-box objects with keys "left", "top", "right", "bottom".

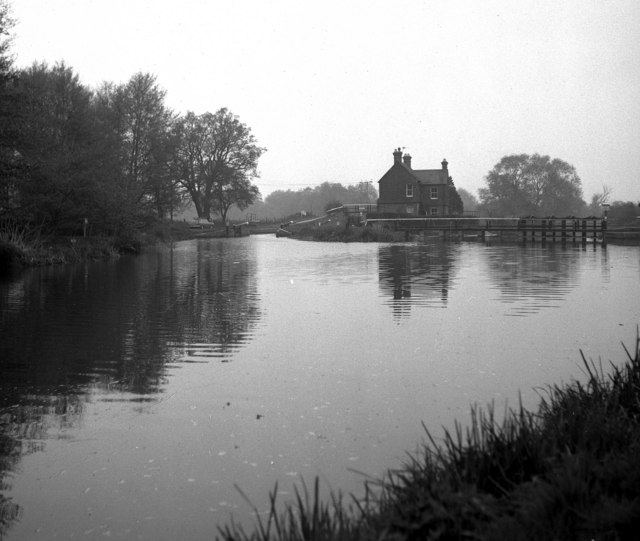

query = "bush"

[{"left": 608, "top": 202, "right": 640, "bottom": 227}]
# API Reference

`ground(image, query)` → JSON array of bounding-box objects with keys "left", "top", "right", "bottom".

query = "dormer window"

[{"left": 406, "top": 184, "right": 414, "bottom": 197}]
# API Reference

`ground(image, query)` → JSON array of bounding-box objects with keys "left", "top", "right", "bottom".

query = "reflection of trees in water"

[
  {"left": 0, "top": 393, "right": 83, "bottom": 537},
  {"left": 0, "top": 238, "right": 261, "bottom": 537},
  {"left": 169, "top": 240, "right": 262, "bottom": 360},
  {"left": 0, "top": 239, "right": 260, "bottom": 396},
  {"left": 378, "top": 242, "right": 458, "bottom": 320},
  {"left": 0, "top": 449, "right": 21, "bottom": 537},
  {"left": 1, "top": 429, "right": 22, "bottom": 537},
  {"left": 483, "top": 244, "right": 583, "bottom": 315}
]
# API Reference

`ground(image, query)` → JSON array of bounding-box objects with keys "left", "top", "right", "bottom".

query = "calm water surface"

[{"left": 1, "top": 235, "right": 639, "bottom": 539}]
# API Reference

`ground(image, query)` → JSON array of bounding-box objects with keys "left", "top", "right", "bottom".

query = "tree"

[
  {"left": 588, "top": 184, "right": 613, "bottom": 215},
  {"left": 113, "top": 72, "right": 175, "bottom": 218},
  {"left": 324, "top": 199, "right": 342, "bottom": 212},
  {"left": 447, "top": 176, "right": 464, "bottom": 215},
  {"left": 607, "top": 200, "right": 640, "bottom": 226},
  {"left": 14, "top": 62, "right": 102, "bottom": 230},
  {"left": 479, "top": 153, "right": 585, "bottom": 217},
  {"left": 252, "top": 182, "right": 378, "bottom": 221},
  {"left": 457, "top": 187, "right": 479, "bottom": 211},
  {"left": 0, "top": 0, "right": 19, "bottom": 216},
  {"left": 174, "top": 108, "right": 264, "bottom": 221},
  {"left": 209, "top": 165, "right": 260, "bottom": 224},
  {"left": 0, "top": 0, "right": 12, "bottom": 79}
]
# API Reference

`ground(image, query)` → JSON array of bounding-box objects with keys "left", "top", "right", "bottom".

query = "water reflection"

[
  {"left": 483, "top": 244, "right": 585, "bottom": 316},
  {"left": 1, "top": 237, "right": 638, "bottom": 540},
  {"left": 377, "top": 241, "right": 595, "bottom": 318},
  {"left": 0, "top": 238, "right": 261, "bottom": 537},
  {"left": 378, "top": 242, "right": 458, "bottom": 320}
]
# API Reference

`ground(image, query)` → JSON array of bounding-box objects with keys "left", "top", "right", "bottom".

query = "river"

[{"left": 1, "top": 235, "right": 639, "bottom": 540}]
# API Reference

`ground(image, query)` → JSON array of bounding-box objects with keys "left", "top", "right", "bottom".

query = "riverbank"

[
  {"left": 0, "top": 221, "right": 241, "bottom": 270},
  {"left": 219, "top": 333, "right": 640, "bottom": 540},
  {"left": 0, "top": 235, "right": 124, "bottom": 270},
  {"left": 0, "top": 225, "right": 399, "bottom": 270}
]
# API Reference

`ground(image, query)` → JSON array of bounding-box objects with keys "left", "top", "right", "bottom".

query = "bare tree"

[{"left": 588, "top": 184, "right": 613, "bottom": 215}]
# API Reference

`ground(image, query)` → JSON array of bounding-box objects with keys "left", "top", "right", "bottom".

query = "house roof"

[
  {"left": 412, "top": 169, "right": 446, "bottom": 185},
  {"left": 377, "top": 158, "right": 449, "bottom": 186}
]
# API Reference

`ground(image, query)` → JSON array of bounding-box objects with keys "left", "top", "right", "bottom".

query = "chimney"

[
  {"left": 393, "top": 147, "right": 403, "bottom": 164},
  {"left": 441, "top": 158, "right": 448, "bottom": 172},
  {"left": 402, "top": 153, "right": 412, "bottom": 169}
]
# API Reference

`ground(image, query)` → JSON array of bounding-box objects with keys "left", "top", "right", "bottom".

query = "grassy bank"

[
  {"left": 219, "top": 333, "right": 640, "bottom": 540},
  {"left": 0, "top": 235, "right": 124, "bottom": 268},
  {"left": 0, "top": 220, "right": 211, "bottom": 269}
]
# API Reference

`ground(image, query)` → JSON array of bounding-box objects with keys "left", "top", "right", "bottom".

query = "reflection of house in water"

[{"left": 378, "top": 243, "right": 457, "bottom": 320}]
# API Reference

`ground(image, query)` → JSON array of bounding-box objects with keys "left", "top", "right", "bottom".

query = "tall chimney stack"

[
  {"left": 441, "top": 158, "right": 448, "bottom": 172},
  {"left": 393, "top": 147, "right": 403, "bottom": 164},
  {"left": 402, "top": 153, "right": 412, "bottom": 169}
]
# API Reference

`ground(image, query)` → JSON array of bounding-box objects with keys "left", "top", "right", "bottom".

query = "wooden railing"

[{"left": 364, "top": 217, "right": 608, "bottom": 244}]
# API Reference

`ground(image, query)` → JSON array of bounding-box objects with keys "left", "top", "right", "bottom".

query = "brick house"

[{"left": 377, "top": 148, "right": 452, "bottom": 216}]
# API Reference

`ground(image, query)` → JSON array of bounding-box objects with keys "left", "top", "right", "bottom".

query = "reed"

[{"left": 218, "top": 330, "right": 640, "bottom": 540}]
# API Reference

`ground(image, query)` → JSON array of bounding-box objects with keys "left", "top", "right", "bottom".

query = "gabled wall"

[
  {"left": 377, "top": 164, "right": 421, "bottom": 215},
  {"left": 377, "top": 163, "right": 452, "bottom": 216}
]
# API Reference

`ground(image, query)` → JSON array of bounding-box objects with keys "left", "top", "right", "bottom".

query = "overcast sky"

[{"left": 10, "top": 0, "right": 640, "bottom": 202}]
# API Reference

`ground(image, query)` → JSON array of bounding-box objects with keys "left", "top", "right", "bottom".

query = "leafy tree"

[
  {"left": 210, "top": 165, "right": 260, "bottom": 224},
  {"left": 608, "top": 201, "right": 640, "bottom": 226},
  {"left": 479, "top": 153, "right": 585, "bottom": 217},
  {"left": 174, "top": 108, "right": 264, "bottom": 221},
  {"left": 14, "top": 62, "right": 103, "bottom": 230},
  {"left": 457, "top": 187, "right": 479, "bottom": 211},
  {"left": 0, "top": 0, "right": 12, "bottom": 78},
  {"left": 113, "top": 72, "right": 175, "bottom": 218},
  {"left": 324, "top": 199, "right": 342, "bottom": 212},
  {"left": 0, "top": 0, "right": 19, "bottom": 216},
  {"left": 90, "top": 82, "right": 134, "bottom": 231},
  {"left": 447, "top": 176, "right": 464, "bottom": 215},
  {"left": 253, "top": 181, "right": 378, "bottom": 220}
]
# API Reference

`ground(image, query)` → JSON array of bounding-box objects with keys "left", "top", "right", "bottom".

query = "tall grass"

[
  {"left": 0, "top": 219, "right": 44, "bottom": 250},
  {"left": 218, "top": 331, "right": 640, "bottom": 540}
]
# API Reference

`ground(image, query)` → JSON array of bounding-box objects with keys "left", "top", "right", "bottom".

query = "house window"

[
  {"left": 406, "top": 184, "right": 414, "bottom": 197},
  {"left": 430, "top": 187, "right": 438, "bottom": 199},
  {"left": 407, "top": 205, "right": 415, "bottom": 214},
  {"left": 430, "top": 207, "right": 438, "bottom": 216}
]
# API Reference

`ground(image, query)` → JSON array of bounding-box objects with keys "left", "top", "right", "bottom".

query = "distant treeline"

[{"left": 223, "top": 181, "right": 379, "bottom": 222}]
